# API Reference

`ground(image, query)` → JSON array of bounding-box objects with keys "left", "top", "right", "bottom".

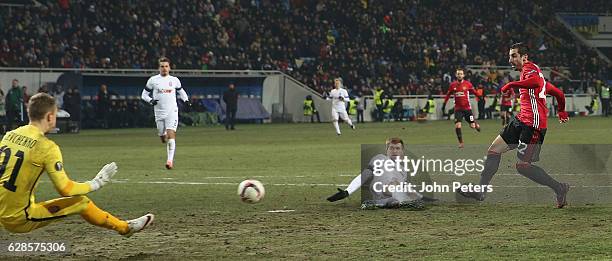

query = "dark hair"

[
  {"left": 28, "top": 93, "right": 57, "bottom": 121},
  {"left": 510, "top": 42, "right": 529, "bottom": 57},
  {"left": 158, "top": 57, "right": 171, "bottom": 65}
]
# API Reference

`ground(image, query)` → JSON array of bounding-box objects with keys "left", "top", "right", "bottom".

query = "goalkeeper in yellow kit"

[{"left": 0, "top": 93, "right": 153, "bottom": 236}]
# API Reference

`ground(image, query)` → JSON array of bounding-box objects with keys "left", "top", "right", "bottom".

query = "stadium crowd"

[{"left": 0, "top": 0, "right": 610, "bottom": 98}]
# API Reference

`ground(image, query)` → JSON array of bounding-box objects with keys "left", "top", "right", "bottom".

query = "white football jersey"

[
  {"left": 145, "top": 74, "right": 182, "bottom": 118},
  {"left": 367, "top": 154, "right": 418, "bottom": 201},
  {"left": 329, "top": 88, "right": 349, "bottom": 111}
]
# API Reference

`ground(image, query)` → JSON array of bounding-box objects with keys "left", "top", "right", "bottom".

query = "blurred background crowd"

[{"left": 1, "top": 0, "right": 610, "bottom": 97}]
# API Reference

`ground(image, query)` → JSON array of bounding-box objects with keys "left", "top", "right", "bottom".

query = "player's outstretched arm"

[
  {"left": 546, "top": 82, "right": 569, "bottom": 123},
  {"left": 48, "top": 162, "right": 118, "bottom": 196},
  {"left": 45, "top": 145, "right": 93, "bottom": 196},
  {"left": 501, "top": 76, "right": 542, "bottom": 91},
  {"left": 46, "top": 145, "right": 117, "bottom": 196}
]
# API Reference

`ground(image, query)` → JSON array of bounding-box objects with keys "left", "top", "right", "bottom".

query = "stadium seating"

[{"left": 0, "top": 0, "right": 609, "bottom": 97}]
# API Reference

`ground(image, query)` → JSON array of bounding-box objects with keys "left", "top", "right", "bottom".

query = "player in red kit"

[
  {"left": 442, "top": 68, "right": 481, "bottom": 148},
  {"left": 500, "top": 88, "right": 515, "bottom": 126},
  {"left": 458, "top": 43, "right": 571, "bottom": 208}
]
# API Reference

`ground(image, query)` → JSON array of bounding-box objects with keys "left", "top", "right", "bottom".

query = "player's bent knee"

[
  {"left": 166, "top": 130, "right": 176, "bottom": 139},
  {"left": 66, "top": 195, "right": 91, "bottom": 213},
  {"left": 515, "top": 162, "right": 532, "bottom": 172}
]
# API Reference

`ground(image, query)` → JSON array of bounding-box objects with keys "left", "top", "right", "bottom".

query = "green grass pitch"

[{"left": 2, "top": 117, "right": 612, "bottom": 260}]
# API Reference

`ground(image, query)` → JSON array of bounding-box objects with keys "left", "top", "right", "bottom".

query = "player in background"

[
  {"left": 441, "top": 68, "right": 481, "bottom": 148},
  {"left": 326, "top": 138, "right": 427, "bottom": 210},
  {"left": 0, "top": 93, "right": 153, "bottom": 235},
  {"left": 141, "top": 57, "right": 190, "bottom": 169},
  {"left": 458, "top": 43, "right": 570, "bottom": 208},
  {"left": 328, "top": 77, "right": 355, "bottom": 135},
  {"left": 500, "top": 87, "right": 515, "bottom": 126}
]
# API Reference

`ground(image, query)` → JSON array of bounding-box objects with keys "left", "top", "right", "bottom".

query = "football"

[{"left": 237, "top": 180, "right": 265, "bottom": 203}]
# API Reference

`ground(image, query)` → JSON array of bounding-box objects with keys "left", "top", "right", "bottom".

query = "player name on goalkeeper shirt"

[{"left": 0, "top": 241, "right": 70, "bottom": 255}]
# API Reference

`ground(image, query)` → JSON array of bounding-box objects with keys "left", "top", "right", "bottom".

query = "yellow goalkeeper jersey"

[{"left": 0, "top": 125, "right": 92, "bottom": 219}]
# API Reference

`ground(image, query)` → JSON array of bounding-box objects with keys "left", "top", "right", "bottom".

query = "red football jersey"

[
  {"left": 516, "top": 61, "right": 548, "bottom": 129},
  {"left": 501, "top": 88, "right": 514, "bottom": 106},
  {"left": 444, "top": 80, "right": 475, "bottom": 110}
]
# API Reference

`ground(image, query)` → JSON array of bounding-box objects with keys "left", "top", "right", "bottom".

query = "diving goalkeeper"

[{"left": 0, "top": 93, "right": 153, "bottom": 236}]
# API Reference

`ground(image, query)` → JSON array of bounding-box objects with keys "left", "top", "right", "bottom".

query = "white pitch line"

[{"left": 111, "top": 180, "right": 349, "bottom": 187}]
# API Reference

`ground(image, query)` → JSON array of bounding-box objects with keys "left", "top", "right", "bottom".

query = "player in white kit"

[
  {"left": 326, "top": 138, "right": 426, "bottom": 210},
  {"left": 329, "top": 77, "right": 355, "bottom": 135},
  {"left": 141, "top": 57, "right": 190, "bottom": 170}
]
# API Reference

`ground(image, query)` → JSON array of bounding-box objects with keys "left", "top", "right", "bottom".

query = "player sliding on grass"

[
  {"left": 141, "top": 57, "right": 190, "bottom": 169},
  {"left": 326, "top": 138, "right": 428, "bottom": 210},
  {"left": 329, "top": 77, "right": 355, "bottom": 135},
  {"left": 442, "top": 68, "right": 481, "bottom": 148},
  {"left": 458, "top": 43, "right": 571, "bottom": 208},
  {"left": 0, "top": 93, "right": 153, "bottom": 235}
]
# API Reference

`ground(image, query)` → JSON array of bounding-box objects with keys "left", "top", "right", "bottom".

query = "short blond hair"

[{"left": 28, "top": 93, "right": 57, "bottom": 121}]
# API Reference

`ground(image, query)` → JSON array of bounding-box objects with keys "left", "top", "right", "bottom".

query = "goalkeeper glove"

[
  {"left": 558, "top": 111, "right": 569, "bottom": 123},
  {"left": 149, "top": 99, "right": 158, "bottom": 106},
  {"left": 87, "top": 162, "right": 118, "bottom": 191},
  {"left": 327, "top": 188, "right": 349, "bottom": 202}
]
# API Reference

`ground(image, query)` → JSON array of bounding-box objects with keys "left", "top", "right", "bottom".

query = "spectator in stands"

[
  {"left": 22, "top": 86, "right": 30, "bottom": 103},
  {"left": 601, "top": 83, "right": 610, "bottom": 117},
  {"left": 303, "top": 95, "right": 321, "bottom": 123},
  {"left": 37, "top": 84, "right": 49, "bottom": 93},
  {"left": 21, "top": 86, "right": 30, "bottom": 123},
  {"left": 585, "top": 94, "right": 599, "bottom": 115},
  {"left": 127, "top": 99, "right": 140, "bottom": 127},
  {"left": 373, "top": 86, "right": 385, "bottom": 122},
  {"left": 356, "top": 92, "right": 365, "bottom": 123},
  {"left": 63, "top": 87, "right": 81, "bottom": 125},
  {"left": 119, "top": 100, "right": 129, "bottom": 128},
  {"left": 53, "top": 85, "right": 65, "bottom": 109},
  {"left": 109, "top": 100, "right": 120, "bottom": 128},
  {"left": 223, "top": 83, "right": 239, "bottom": 130},
  {"left": 0, "top": 0, "right": 609, "bottom": 100},
  {"left": 475, "top": 83, "right": 486, "bottom": 119},
  {"left": 392, "top": 98, "right": 404, "bottom": 122},
  {"left": 5, "top": 79, "right": 24, "bottom": 130},
  {"left": 96, "top": 84, "right": 112, "bottom": 128}
]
